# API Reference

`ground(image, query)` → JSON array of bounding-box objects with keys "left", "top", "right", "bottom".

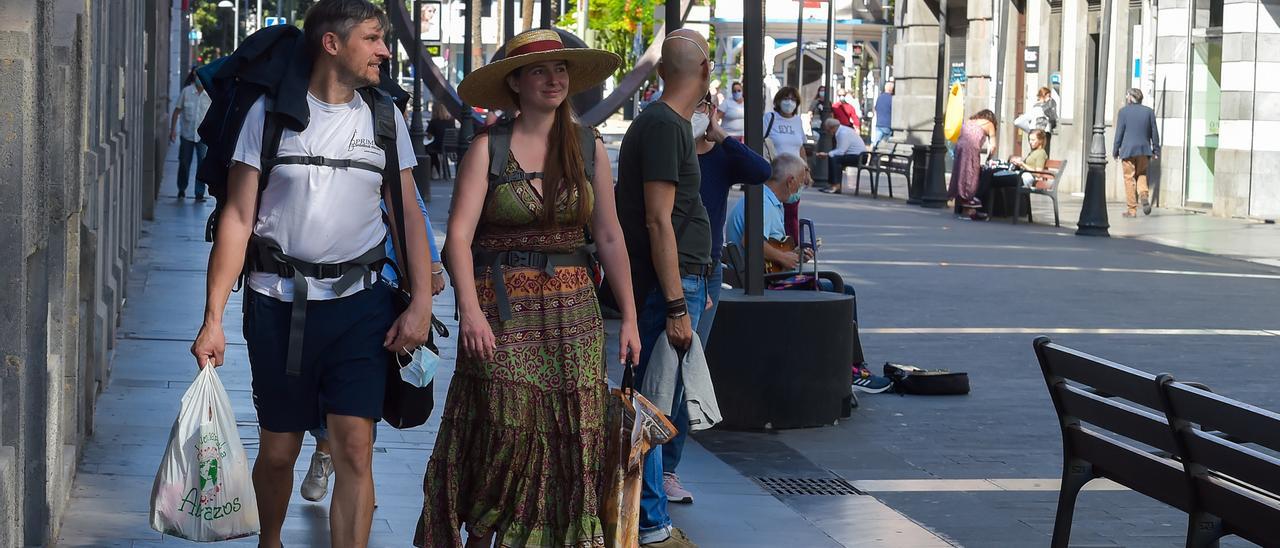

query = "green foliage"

[{"left": 581, "top": 0, "right": 661, "bottom": 79}]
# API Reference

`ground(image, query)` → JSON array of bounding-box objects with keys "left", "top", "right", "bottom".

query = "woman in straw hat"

[{"left": 415, "top": 29, "right": 641, "bottom": 547}]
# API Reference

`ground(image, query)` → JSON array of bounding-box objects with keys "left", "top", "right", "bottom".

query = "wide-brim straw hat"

[{"left": 458, "top": 29, "right": 621, "bottom": 110}]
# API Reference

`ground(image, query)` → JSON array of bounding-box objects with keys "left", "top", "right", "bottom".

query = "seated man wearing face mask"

[{"left": 725, "top": 154, "right": 811, "bottom": 273}]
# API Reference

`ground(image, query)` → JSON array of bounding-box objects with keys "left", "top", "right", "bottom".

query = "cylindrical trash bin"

[{"left": 705, "top": 289, "right": 855, "bottom": 430}]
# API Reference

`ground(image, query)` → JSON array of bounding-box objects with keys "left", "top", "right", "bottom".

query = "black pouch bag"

[{"left": 883, "top": 363, "right": 970, "bottom": 395}]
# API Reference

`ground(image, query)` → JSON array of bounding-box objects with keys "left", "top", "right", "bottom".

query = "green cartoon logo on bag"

[{"left": 175, "top": 431, "right": 242, "bottom": 521}]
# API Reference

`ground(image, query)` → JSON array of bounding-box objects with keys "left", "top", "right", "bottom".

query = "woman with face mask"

[
  {"left": 692, "top": 94, "right": 771, "bottom": 346},
  {"left": 763, "top": 86, "right": 809, "bottom": 241},
  {"left": 717, "top": 81, "right": 746, "bottom": 139}
]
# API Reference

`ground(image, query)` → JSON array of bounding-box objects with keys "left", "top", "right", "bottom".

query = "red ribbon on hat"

[{"left": 508, "top": 39, "right": 564, "bottom": 57}]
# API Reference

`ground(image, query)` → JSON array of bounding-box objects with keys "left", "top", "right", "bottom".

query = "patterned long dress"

[
  {"left": 415, "top": 155, "right": 607, "bottom": 548},
  {"left": 948, "top": 120, "right": 989, "bottom": 204}
]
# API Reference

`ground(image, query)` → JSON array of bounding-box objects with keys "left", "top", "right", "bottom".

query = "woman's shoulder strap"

[{"left": 577, "top": 124, "right": 599, "bottom": 182}]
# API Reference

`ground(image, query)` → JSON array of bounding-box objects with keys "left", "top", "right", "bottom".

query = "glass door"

[{"left": 1184, "top": 0, "right": 1222, "bottom": 208}]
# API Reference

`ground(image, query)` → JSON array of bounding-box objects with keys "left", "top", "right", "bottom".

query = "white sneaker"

[
  {"left": 300, "top": 451, "right": 333, "bottom": 502},
  {"left": 663, "top": 472, "right": 693, "bottom": 504}
]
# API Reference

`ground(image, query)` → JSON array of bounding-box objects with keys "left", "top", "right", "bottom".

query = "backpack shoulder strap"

[
  {"left": 487, "top": 120, "right": 515, "bottom": 193},
  {"left": 578, "top": 124, "right": 598, "bottom": 183},
  {"left": 358, "top": 87, "right": 411, "bottom": 286},
  {"left": 765, "top": 112, "right": 776, "bottom": 138},
  {"left": 259, "top": 99, "right": 286, "bottom": 190}
]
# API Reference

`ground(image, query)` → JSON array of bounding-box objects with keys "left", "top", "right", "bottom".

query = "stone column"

[
  {"left": 1155, "top": 0, "right": 1189, "bottom": 207},
  {"left": 1246, "top": 0, "right": 1280, "bottom": 218},
  {"left": 893, "top": 0, "right": 947, "bottom": 144}
]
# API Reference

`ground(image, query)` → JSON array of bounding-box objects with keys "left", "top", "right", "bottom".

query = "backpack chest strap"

[{"left": 267, "top": 155, "right": 383, "bottom": 175}]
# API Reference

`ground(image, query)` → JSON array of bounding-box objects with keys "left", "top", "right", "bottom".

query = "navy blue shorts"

[{"left": 243, "top": 282, "right": 396, "bottom": 433}]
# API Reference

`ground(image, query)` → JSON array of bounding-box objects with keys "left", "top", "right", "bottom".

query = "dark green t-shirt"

[{"left": 615, "top": 102, "right": 713, "bottom": 296}]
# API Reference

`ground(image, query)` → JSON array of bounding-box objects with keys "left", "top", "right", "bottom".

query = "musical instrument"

[{"left": 765, "top": 237, "right": 797, "bottom": 273}]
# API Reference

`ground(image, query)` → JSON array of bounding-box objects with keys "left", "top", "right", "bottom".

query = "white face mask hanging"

[{"left": 398, "top": 346, "right": 441, "bottom": 388}]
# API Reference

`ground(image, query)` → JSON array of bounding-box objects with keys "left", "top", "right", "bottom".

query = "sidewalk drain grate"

[{"left": 753, "top": 476, "right": 863, "bottom": 496}]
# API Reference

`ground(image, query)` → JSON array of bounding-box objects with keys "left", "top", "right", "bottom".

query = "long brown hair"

[
  {"left": 505, "top": 63, "right": 593, "bottom": 226},
  {"left": 538, "top": 100, "right": 592, "bottom": 226}
]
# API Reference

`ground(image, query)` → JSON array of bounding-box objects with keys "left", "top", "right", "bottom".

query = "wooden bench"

[
  {"left": 1033, "top": 337, "right": 1280, "bottom": 547},
  {"left": 850, "top": 142, "right": 912, "bottom": 198}
]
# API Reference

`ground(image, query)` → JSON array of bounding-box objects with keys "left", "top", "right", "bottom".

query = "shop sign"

[{"left": 1024, "top": 46, "right": 1039, "bottom": 73}]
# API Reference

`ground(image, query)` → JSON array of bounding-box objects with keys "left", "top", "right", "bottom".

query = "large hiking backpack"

[{"left": 195, "top": 24, "right": 408, "bottom": 242}]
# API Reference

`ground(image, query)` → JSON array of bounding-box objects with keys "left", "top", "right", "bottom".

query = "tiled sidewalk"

[{"left": 54, "top": 150, "right": 952, "bottom": 547}]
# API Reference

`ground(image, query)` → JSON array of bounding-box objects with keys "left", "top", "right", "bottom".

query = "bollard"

[{"left": 908, "top": 144, "right": 928, "bottom": 205}]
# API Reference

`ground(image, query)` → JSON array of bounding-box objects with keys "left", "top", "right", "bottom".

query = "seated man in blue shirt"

[{"left": 725, "top": 153, "right": 811, "bottom": 271}]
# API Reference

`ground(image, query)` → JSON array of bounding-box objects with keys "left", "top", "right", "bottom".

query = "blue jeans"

[
  {"left": 872, "top": 127, "right": 892, "bottom": 148},
  {"left": 636, "top": 274, "right": 707, "bottom": 542},
  {"left": 177, "top": 138, "right": 208, "bottom": 196},
  {"left": 694, "top": 264, "right": 723, "bottom": 346}
]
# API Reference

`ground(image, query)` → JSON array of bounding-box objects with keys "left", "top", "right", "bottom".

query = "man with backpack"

[{"left": 189, "top": 2, "right": 433, "bottom": 547}]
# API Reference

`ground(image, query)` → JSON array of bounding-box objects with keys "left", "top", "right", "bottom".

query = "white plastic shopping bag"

[{"left": 150, "top": 364, "right": 260, "bottom": 541}]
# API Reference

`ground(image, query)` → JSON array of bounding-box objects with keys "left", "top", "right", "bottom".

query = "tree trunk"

[{"left": 521, "top": 0, "right": 534, "bottom": 33}]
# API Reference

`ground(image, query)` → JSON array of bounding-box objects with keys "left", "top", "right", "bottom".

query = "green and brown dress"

[{"left": 415, "top": 154, "right": 607, "bottom": 547}]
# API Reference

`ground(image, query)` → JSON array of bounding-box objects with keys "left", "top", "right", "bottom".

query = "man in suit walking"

[{"left": 1113, "top": 88, "right": 1161, "bottom": 217}]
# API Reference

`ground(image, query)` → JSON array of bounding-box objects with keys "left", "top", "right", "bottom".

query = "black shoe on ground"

[
  {"left": 177, "top": 191, "right": 185, "bottom": 200},
  {"left": 194, "top": 195, "right": 207, "bottom": 202}
]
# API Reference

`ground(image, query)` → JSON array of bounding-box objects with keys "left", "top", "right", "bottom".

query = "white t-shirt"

[
  {"left": 233, "top": 92, "right": 416, "bottom": 302},
  {"left": 718, "top": 97, "right": 746, "bottom": 136},
  {"left": 832, "top": 125, "right": 867, "bottom": 157},
  {"left": 178, "top": 84, "right": 212, "bottom": 142},
  {"left": 764, "top": 111, "right": 807, "bottom": 159}
]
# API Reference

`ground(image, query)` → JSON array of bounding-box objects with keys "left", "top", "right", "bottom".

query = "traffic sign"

[{"left": 264, "top": 16, "right": 287, "bottom": 26}]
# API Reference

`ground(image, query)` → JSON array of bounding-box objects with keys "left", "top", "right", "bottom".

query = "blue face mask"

[
  {"left": 732, "top": 91, "right": 743, "bottom": 101},
  {"left": 784, "top": 184, "right": 803, "bottom": 204}
]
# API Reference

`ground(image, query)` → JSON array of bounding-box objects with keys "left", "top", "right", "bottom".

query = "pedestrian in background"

[
  {"left": 809, "top": 85, "right": 831, "bottom": 142},
  {"left": 169, "top": 68, "right": 212, "bottom": 201},
  {"left": 872, "top": 81, "right": 894, "bottom": 148},
  {"left": 717, "top": 81, "right": 746, "bottom": 139},
  {"left": 832, "top": 87, "right": 861, "bottom": 132},
  {"left": 764, "top": 86, "right": 808, "bottom": 241},
  {"left": 816, "top": 118, "right": 867, "bottom": 194},
  {"left": 1113, "top": 87, "right": 1160, "bottom": 217},
  {"left": 949, "top": 109, "right": 999, "bottom": 219}
]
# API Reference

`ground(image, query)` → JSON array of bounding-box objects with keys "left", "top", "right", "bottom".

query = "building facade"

[
  {"left": 1155, "top": 0, "right": 1280, "bottom": 218},
  {"left": 0, "top": 0, "right": 168, "bottom": 544},
  {"left": 894, "top": 0, "right": 1279, "bottom": 218}
]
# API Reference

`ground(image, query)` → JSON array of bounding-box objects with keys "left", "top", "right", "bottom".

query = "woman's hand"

[
  {"left": 431, "top": 262, "right": 446, "bottom": 295},
  {"left": 619, "top": 319, "right": 641, "bottom": 365},
  {"left": 460, "top": 311, "right": 497, "bottom": 361}
]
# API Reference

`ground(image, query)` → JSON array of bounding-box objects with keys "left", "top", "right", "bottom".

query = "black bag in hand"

[
  {"left": 383, "top": 293, "right": 448, "bottom": 429},
  {"left": 373, "top": 91, "right": 443, "bottom": 429}
]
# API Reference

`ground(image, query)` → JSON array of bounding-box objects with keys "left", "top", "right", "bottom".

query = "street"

[{"left": 52, "top": 146, "right": 1280, "bottom": 547}]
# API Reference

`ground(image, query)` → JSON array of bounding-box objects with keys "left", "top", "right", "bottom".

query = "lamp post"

[
  {"left": 794, "top": 0, "right": 805, "bottom": 88},
  {"left": 921, "top": 0, "right": 950, "bottom": 209},
  {"left": 743, "top": 0, "right": 765, "bottom": 295},
  {"left": 217, "top": 0, "right": 240, "bottom": 50},
  {"left": 410, "top": 0, "right": 430, "bottom": 201},
  {"left": 1076, "top": 0, "right": 1114, "bottom": 237}
]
